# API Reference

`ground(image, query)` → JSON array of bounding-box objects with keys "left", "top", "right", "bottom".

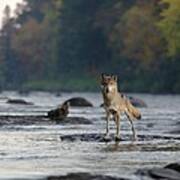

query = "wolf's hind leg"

[
  {"left": 129, "top": 119, "right": 137, "bottom": 141},
  {"left": 114, "top": 113, "right": 121, "bottom": 141},
  {"left": 125, "top": 112, "right": 137, "bottom": 141}
]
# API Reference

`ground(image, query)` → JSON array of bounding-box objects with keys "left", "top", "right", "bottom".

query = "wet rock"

[
  {"left": 128, "top": 96, "right": 147, "bottom": 108},
  {"left": 0, "top": 115, "right": 92, "bottom": 126},
  {"left": 0, "top": 115, "right": 49, "bottom": 126},
  {"left": 55, "top": 92, "right": 61, "bottom": 97},
  {"left": 147, "top": 123, "right": 154, "bottom": 128},
  {"left": 61, "top": 133, "right": 180, "bottom": 143},
  {"left": 165, "top": 162, "right": 180, "bottom": 172},
  {"left": 61, "top": 133, "right": 180, "bottom": 144},
  {"left": 136, "top": 163, "right": 180, "bottom": 180},
  {"left": 136, "top": 169, "right": 150, "bottom": 177},
  {"left": 48, "top": 102, "right": 69, "bottom": 120},
  {"left": 64, "top": 97, "right": 93, "bottom": 107},
  {"left": 46, "top": 172, "right": 126, "bottom": 180},
  {"left": 60, "top": 133, "right": 123, "bottom": 142},
  {"left": 60, "top": 133, "right": 180, "bottom": 144},
  {"left": 170, "top": 129, "right": 180, "bottom": 134},
  {"left": 6, "top": 99, "right": 33, "bottom": 105},
  {"left": 149, "top": 168, "right": 180, "bottom": 180},
  {"left": 56, "top": 116, "right": 92, "bottom": 125}
]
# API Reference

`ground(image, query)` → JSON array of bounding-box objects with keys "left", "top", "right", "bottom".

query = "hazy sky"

[{"left": 0, "top": 0, "right": 23, "bottom": 28}]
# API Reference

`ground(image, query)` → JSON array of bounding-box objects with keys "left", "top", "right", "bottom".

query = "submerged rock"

[
  {"left": 46, "top": 172, "right": 126, "bottom": 180},
  {"left": 149, "top": 168, "right": 180, "bottom": 180},
  {"left": 0, "top": 115, "right": 92, "bottom": 126},
  {"left": 165, "top": 162, "right": 180, "bottom": 172},
  {"left": 60, "top": 133, "right": 124, "bottom": 142},
  {"left": 0, "top": 115, "right": 49, "bottom": 126},
  {"left": 56, "top": 116, "right": 92, "bottom": 125},
  {"left": 55, "top": 92, "right": 61, "bottom": 97},
  {"left": 137, "top": 162, "right": 180, "bottom": 180},
  {"left": 128, "top": 96, "right": 147, "bottom": 108},
  {"left": 60, "top": 133, "right": 180, "bottom": 143},
  {"left": 64, "top": 97, "right": 93, "bottom": 107},
  {"left": 48, "top": 102, "right": 69, "bottom": 120},
  {"left": 7, "top": 99, "right": 33, "bottom": 105}
]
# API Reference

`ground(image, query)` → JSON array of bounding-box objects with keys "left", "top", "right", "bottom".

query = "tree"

[
  {"left": 12, "top": 0, "right": 60, "bottom": 82},
  {"left": 111, "top": 1, "right": 164, "bottom": 65},
  {"left": 12, "top": 18, "right": 49, "bottom": 80},
  {"left": 0, "top": 5, "right": 20, "bottom": 88},
  {"left": 57, "top": 0, "right": 111, "bottom": 76},
  {"left": 158, "top": 0, "right": 180, "bottom": 57}
]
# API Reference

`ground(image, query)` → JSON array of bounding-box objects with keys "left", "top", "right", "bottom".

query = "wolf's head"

[
  {"left": 60, "top": 101, "right": 70, "bottom": 116},
  {"left": 101, "top": 74, "right": 118, "bottom": 95}
]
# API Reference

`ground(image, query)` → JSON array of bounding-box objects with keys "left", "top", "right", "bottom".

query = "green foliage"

[
  {"left": 22, "top": 76, "right": 98, "bottom": 91},
  {"left": 118, "top": 2, "right": 163, "bottom": 64},
  {"left": 0, "top": 0, "right": 179, "bottom": 93},
  {"left": 158, "top": 0, "right": 180, "bottom": 56},
  {"left": 57, "top": 0, "right": 110, "bottom": 75}
]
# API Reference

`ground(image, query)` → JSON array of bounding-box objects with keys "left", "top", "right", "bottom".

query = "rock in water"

[
  {"left": 128, "top": 96, "right": 147, "bottom": 108},
  {"left": 46, "top": 172, "right": 125, "bottom": 180},
  {"left": 149, "top": 168, "right": 180, "bottom": 180},
  {"left": 7, "top": 99, "right": 33, "bottom": 105},
  {"left": 48, "top": 102, "right": 69, "bottom": 120},
  {"left": 136, "top": 162, "right": 180, "bottom": 180},
  {"left": 165, "top": 162, "right": 180, "bottom": 173},
  {"left": 64, "top": 97, "right": 93, "bottom": 107},
  {"left": 58, "top": 117, "right": 92, "bottom": 125}
]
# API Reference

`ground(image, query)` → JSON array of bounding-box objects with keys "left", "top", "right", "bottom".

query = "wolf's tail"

[{"left": 127, "top": 100, "right": 141, "bottom": 120}]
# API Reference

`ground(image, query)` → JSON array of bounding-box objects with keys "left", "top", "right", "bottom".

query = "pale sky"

[{"left": 0, "top": 0, "right": 23, "bottom": 28}]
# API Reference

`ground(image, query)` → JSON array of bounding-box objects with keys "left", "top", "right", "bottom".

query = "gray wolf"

[
  {"left": 48, "top": 102, "right": 70, "bottom": 120},
  {"left": 101, "top": 74, "right": 141, "bottom": 141}
]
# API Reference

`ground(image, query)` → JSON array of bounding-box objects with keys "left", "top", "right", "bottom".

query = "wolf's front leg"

[
  {"left": 115, "top": 113, "right": 121, "bottom": 141},
  {"left": 104, "top": 111, "right": 111, "bottom": 141}
]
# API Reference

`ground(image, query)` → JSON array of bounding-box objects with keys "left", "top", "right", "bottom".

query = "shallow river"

[{"left": 0, "top": 91, "right": 180, "bottom": 180}]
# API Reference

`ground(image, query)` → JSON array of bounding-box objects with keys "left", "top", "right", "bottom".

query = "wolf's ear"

[
  {"left": 63, "top": 101, "right": 70, "bottom": 108},
  {"left": 112, "top": 75, "right": 118, "bottom": 81},
  {"left": 101, "top": 73, "right": 106, "bottom": 80},
  {"left": 66, "top": 101, "right": 70, "bottom": 107}
]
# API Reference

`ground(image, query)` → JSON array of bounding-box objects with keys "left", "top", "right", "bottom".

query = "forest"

[{"left": 0, "top": 0, "right": 179, "bottom": 93}]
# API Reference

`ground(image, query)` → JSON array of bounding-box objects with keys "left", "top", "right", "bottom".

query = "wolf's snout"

[
  {"left": 105, "top": 87, "right": 109, "bottom": 93},
  {"left": 106, "top": 88, "right": 109, "bottom": 93}
]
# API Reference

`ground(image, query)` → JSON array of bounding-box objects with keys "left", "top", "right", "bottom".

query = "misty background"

[{"left": 0, "top": 0, "right": 179, "bottom": 93}]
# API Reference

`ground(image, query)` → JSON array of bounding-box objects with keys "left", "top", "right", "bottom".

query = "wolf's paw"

[
  {"left": 103, "top": 134, "right": 111, "bottom": 142},
  {"left": 115, "top": 135, "right": 122, "bottom": 142}
]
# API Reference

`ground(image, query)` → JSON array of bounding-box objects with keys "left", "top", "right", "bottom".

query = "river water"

[{"left": 0, "top": 91, "right": 179, "bottom": 180}]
